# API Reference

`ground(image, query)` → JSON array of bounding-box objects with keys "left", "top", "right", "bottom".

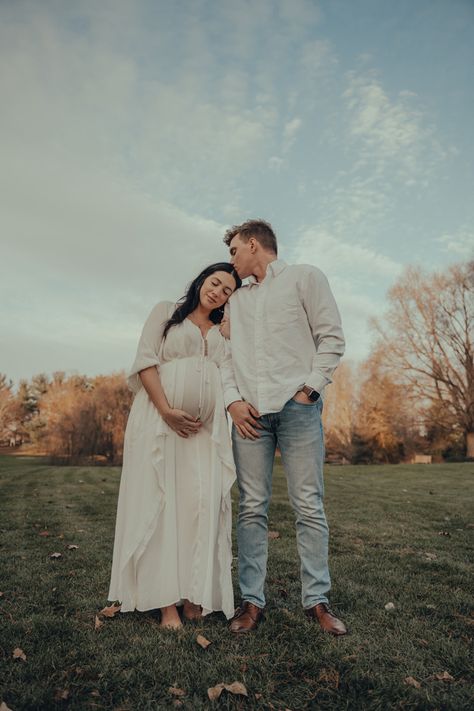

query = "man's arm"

[
  {"left": 301, "top": 267, "right": 345, "bottom": 395},
  {"left": 219, "top": 339, "right": 261, "bottom": 439}
]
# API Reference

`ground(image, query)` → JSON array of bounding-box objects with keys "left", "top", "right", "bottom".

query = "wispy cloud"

[
  {"left": 436, "top": 229, "right": 474, "bottom": 259},
  {"left": 343, "top": 70, "right": 444, "bottom": 181}
]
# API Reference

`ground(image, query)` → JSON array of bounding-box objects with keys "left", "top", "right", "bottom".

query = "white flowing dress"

[{"left": 108, "top": 301, "right": 236, "bottom": 619}]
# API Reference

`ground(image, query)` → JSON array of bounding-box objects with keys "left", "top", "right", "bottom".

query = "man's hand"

[
  {"left": 219, "top": 316, "right": 230, "bottom": 339},
  {"left": 163, "top": 408, "right": 202, "bottom": 438},
  {"left": 228, "top": 401, "right": 261, "bottom": 440}
]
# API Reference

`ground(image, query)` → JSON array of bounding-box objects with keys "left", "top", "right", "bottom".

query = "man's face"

[{"left": 229, "top": 234, "right": 255, "bottom": 279}]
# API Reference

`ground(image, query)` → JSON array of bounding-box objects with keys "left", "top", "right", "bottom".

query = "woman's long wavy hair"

[{"left": 163, "top": 262, "right": 241, "bottom": 338}]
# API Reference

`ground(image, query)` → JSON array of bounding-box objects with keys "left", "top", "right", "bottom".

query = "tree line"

[{"left": 1, "top": 259, "right": 472, "bottom": 464}]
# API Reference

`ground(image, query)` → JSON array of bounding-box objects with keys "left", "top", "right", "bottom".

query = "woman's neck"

[{"left": 190, "top": 304, "right": 212, "bottom": 323}]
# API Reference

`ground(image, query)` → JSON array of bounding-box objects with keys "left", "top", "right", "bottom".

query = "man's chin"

[{"left": 234, "top": 267, "right": 249, "bottom": 279}]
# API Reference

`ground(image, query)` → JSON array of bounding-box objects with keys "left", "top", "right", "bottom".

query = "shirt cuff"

[
  {"left": 224, "top": 388, "right": 242, "bottom": 410},
  {"left": 305, "top": 373, "right": 330, "bottom": 396}
]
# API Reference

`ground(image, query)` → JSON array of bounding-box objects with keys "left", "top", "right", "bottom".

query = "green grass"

[{"left": 0, "top": 455, "right": 473, "bottom": 710}]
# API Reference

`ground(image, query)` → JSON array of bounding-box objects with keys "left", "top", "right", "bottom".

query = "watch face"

[{"left": 309, "top": 390, "right": 320, "bottom": 402}]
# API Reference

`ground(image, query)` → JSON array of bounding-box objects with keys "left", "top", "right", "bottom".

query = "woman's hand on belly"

[{"left": 162, "top": 407, "right": 202, "bottom": 438}]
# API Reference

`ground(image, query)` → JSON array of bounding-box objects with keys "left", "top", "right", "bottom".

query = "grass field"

[{"left": 0, "top": 455, "right": 473, "bottom": 710}]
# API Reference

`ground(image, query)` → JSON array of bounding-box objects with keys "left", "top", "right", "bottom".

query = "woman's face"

[{"left": 199, "top": 270, "right": 236, "bottom": 310}]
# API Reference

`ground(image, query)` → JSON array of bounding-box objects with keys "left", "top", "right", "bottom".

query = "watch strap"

[{"left": 302, "top": 385, "right": 320, "bottom": 402}]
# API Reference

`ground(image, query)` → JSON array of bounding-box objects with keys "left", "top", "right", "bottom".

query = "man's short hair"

[{"left": 224, "top": 219, "right": 278, "bottom": 255}]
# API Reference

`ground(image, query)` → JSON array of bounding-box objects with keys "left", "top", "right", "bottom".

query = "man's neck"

[{"left": 252, "top": 255, "right": 278, "bottom": 283}]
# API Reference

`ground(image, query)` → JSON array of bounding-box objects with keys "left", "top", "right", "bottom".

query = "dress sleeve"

[{"left": 127, "top": 301, "right": 174, "bottom": 394}]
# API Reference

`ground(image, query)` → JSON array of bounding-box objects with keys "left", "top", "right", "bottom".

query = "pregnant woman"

[{"left": 108, "top": 263, "right": 241, "bottom": 628}]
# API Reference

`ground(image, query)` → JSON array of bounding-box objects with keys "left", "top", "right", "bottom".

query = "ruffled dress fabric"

[{"left": 108, "top": 301, "right": 235, "bottom": 619}]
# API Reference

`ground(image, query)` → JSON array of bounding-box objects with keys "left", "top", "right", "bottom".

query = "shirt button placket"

[{"left": 255, "top": 284, "right": 265, "bottom": 413}]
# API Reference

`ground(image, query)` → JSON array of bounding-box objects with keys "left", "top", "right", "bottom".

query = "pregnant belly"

[{"left": 159, "top": 357, "right": 218, "bottom": 424}]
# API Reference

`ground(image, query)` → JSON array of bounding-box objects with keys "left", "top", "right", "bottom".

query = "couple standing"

[{"left": 108, "top": 219, "right": 347, "bottom": 636}]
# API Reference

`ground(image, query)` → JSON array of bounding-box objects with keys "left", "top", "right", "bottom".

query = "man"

[{"left": 220, "top": 219, "right": 347, "bottom": 635}]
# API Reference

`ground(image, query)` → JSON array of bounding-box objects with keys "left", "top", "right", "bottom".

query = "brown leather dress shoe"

[
  {"left": 305, "top": 603, "right": 348, "bottom": 635},
  {"left": 229, "top": 601, "right": 264, "bottom": 634}
]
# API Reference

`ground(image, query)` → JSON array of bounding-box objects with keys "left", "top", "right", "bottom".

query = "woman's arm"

[{"left": 139, "top": 366, "right": 201, "bottom": 438}]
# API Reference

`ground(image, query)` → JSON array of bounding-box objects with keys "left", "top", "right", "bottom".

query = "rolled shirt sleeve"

[
  {"left": 219, "top": 339, "right": 242, "bottom": 410},
  {"left": 301, "top": 267, "right": 345, "bottom": 395}
]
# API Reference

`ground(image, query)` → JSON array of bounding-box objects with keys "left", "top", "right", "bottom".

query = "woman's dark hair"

[{"left": 163, "top": 262, "right": 241, "bottom": 338}]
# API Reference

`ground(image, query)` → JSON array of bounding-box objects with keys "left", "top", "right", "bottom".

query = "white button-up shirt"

[{"left": 220, "top": 259, "right": 345, "bottom": 415}]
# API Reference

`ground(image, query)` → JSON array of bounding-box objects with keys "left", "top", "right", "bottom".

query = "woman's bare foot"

[
  {"left": 160, "top": 604, "right": 182, "bottom": 629},
  {"left": 183, "top": 599, "right": 202, "bottom": 621}
]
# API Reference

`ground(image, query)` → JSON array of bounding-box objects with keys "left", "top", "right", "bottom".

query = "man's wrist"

[
  {"left": 302, "top": 385, "right": 320, "bottom": 402},
  {"left": 227, "top": 400, "right": 243, "bottom": 411}
]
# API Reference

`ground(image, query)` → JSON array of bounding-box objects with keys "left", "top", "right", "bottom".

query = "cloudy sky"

[{"left": 1, "top": 0, "right": 473, "bottom": 384}]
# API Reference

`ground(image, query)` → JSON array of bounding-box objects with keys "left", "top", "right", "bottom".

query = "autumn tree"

[
  {"left": 323, "top": 361, "right": 355, "bottom": 461},
  {"left": 35, "top": 371, "right": 131, "bottom": 464},
  {"left": 352, "top": 350, "right": 420, "bottom": 464},
  {"left": 374, "top": 260, "right": 474, "bottom": 458}
]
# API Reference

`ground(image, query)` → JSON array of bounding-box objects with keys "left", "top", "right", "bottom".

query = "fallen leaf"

[
  {"left": 90, "top": 690, "right": 100, "bottom": 697},
  {"left": 423, "top": 552, "right": 437, "bottom": 561},
  {"left": 207, "top": 681, "right": 248, "bottom": 701},
  {"left": 58, "top": 534, "right": 64, "bottom": 539},
  {"left": 224, "top": 681, "right": 247, "bottom": 697},
  {"left": 38, "top": 530, "right": 50, "bottom": 537},
  {"left": 66, "top": 544, "right": 79, "bottom": 550},
  {"left": 384, "top": 602, "right": 395, "bottom": 610},
  {"left": 12, "top": 647, "right": 26, "bottom": 661},
  {"left": 433, "top": 671, "right": 454, "bottom": 682},
  {"left": 94, "top": 616, "right": 103, "bottom": 630},
  {"left": 418, "top": 639, "right": 429, "bottom": 647},
  {"left": 98, "top": 603, "right": 121, "bottom": 618},
  {"left": 196, "top": 634, "right": 212, "bottom": 649},
  {"left": 54, "top": 689, "right": 69, "bottom": 701},
  {"left": 168, "top": 687, "right": 186, "bottom": 697},
  {"left": 1, "top": 702, "right": 14, "bottom": 711},
  {"left": 438, "top": 531, "right": 450, "bottom": 536},
  {"left": 318, "top": 669, "right": 340, "bottom": 688},
  {"left": 49, "top": 552, "right": 62, "bottom": 559},
  {"left": 207, "top": 684, "right": 224, "bottom": 702},
  {"left": 404, "top": 676, "right": 421, "bottom": 689},
  {"left": 268, "top": 530, "right": 280, "bottom": 539}
]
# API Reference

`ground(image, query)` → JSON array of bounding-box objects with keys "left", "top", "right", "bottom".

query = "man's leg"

[
  {"left": 232, "top": 416, "right": 276, "bottom": 609},
  {"left": 277, "top": 399, "right": 330, "bottom": 608},
  {"left": 277, "top": 398, "right": 347, "bottom": 635}
]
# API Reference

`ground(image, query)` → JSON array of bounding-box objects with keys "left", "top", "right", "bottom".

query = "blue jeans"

[{"left": 232, "top": 398, "right": 330, "bottom": 609}]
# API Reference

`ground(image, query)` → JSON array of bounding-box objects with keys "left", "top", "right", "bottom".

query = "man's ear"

[{"left": 249, "top": 237, "right": 257, "bottom": 252}]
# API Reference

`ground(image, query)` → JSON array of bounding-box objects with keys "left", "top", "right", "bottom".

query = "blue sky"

[{"left": 1, "top": 0, "right": 473, "bottom": 383}]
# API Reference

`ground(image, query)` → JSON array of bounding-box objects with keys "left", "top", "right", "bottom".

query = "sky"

[{"left": 1, "top": 0, "right": 473, "bottom": 384}]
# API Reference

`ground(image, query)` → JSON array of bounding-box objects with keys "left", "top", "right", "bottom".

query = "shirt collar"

[{"left": 248, "top": 259, "right": 287, "bottom": 286}]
